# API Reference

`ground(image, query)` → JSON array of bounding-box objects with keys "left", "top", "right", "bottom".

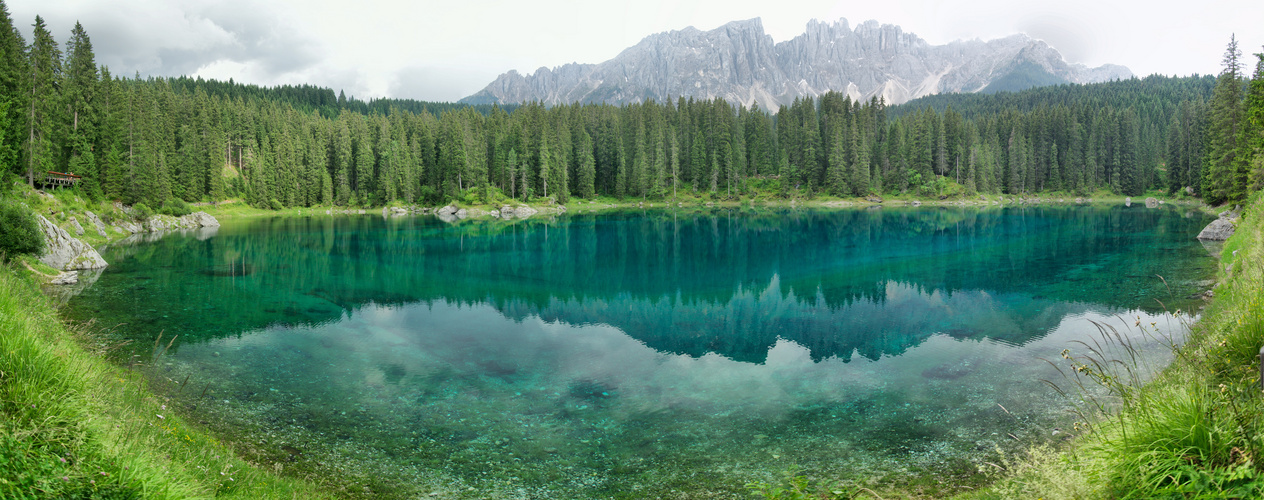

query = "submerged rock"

[{"left": 36, "top": 215, "right": 108, "bottom": 270}]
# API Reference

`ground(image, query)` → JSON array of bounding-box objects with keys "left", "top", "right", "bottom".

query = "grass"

[{"left": 0, "top": 263, "right": 330, "bottom": 499}]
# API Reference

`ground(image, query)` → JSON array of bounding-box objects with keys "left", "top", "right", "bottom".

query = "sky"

[{"left": 10, "top": 0, "right": 1264, "bottom": 102}]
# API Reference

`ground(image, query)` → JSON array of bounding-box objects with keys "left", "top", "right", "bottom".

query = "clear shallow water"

[{"left": 64, "top": 205, "right": 1217, "bottom": 498}]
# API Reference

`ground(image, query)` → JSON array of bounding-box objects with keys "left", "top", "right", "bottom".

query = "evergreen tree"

[
  {"left": 0, "top": 1, "right": 26, "bottom": 177},
  {"left": 1203, "top": 35, "right": 1247, "bottom": 204},
  {"left": 1243, "top": 51, "right": 1264, "bottom": 191},
  {"left": 25, "top": 15, "right": 60, "bottom": 187}
]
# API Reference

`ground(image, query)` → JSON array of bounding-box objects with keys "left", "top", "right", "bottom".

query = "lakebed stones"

[{"left": 36, "top": 215, "right": 108, "bottom": 271}]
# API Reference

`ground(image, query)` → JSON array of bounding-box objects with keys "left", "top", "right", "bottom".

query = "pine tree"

[
  {"left": 576, "top": 130, "right": 595, "bottom": 199},
  {"left": 1203, "top": 35, "right": 1247, "bottom": 204},
  {"left": 0, "top": 1, "right": 27, "bottom": 177},
  {"left": 1242, "top": 51, "right": 1264, "bottom": 191},
  {"left": 826, "top": 123, "right": 847, "bottom": 196},
  {"left": 25, "top": 15, "right": 60, "bottom": 187}
]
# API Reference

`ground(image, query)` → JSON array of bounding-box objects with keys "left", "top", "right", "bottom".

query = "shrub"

[
  {"left": 130, "top": 202, "right": 153, "bottom": 221},
  {"left": 269, "top": 198, "right": 284, "bottom": 211},
  {"left": 0, "top": 202, "right": 44, "bottom": 261},
  {"left": 159, "top": 198, "right": 192, "bottom": 217}
]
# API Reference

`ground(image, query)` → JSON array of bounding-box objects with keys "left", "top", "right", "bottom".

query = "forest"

[{"left": 2, "top": 5, "right": 1262, "bottom": 212}]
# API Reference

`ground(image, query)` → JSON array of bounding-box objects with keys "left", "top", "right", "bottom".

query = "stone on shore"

[{"left": 35, "top": 215, "right": 108, "bottom": 271}]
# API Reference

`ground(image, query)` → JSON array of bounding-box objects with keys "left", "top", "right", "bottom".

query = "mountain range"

[{"left": 459, "top": 17, "right": 1132, "bottom": 109}]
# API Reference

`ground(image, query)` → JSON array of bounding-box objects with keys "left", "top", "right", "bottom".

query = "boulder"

[
  {"left": 1125, "top": 197, "right": 1132, "bottom": 207},
  {"left": 1145, "top": 197, "right": 1158, "bottom": 208},
  {"left": 116, "top": 220, "right": 143, "bottom": 233},
  {"left": 50, "top": 271, "right": 79, "bottom": 285},
  {"left": 35, "top": 215, "right": 108, "bottom": 270},
  {"left": 1197, "top": 217, "right": 1236, "bottom": 241},
  {"left": 68, "top": 217, "right": 85, "bottom": 236},
  {"left": 513, "top": 206, "right": 538, "bottom": 218},
  {"left": 84, "top": 211, "right": 108, "bottom": 236},
  {"left": 437, "top": 205, "right": 459, "bottom": 216}
]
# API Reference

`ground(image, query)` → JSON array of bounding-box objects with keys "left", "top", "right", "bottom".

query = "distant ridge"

[{"left": 460, "top": 17, "right": 1132, "bottom": 109}]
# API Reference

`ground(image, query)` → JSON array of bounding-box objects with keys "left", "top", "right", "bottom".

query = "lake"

[{"left": 62, "top": 205, "right": 1218, "bottom": 498}]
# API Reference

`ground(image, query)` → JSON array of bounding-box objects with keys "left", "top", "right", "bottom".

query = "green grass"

[{"left": 0, "top": 264, "right": 331, "bottom": 499}]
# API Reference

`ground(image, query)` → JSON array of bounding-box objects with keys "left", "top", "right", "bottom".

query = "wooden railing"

[{"left": 40, "top": 171, "right": 81, "bottom": 189}]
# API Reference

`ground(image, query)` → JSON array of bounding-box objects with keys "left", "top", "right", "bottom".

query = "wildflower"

[
  {"left": 59, "top": 457, "right": 66, "bottom": 463},
  {"left": 61, "top": 476, "right": 68, "bottom": 481},
  {"left": 156, "top": 414, "right": 164, "bottom": 420}
]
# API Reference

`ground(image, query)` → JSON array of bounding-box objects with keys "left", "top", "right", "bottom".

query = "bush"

[
  {"left": 130, "top": 202, "right": 153, "bottom": 221},
  {"left": 0, "top": 202, "right": 44, "bottom": 261},
  {"left": 159, "top": 198, "right": 192, "bottom": 217},
  {"left": 269, "top": 198, "right": 284, "bottom": 211}
]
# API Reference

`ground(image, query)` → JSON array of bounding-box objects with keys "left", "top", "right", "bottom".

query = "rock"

[
  {"left": 454, "top": 208, "right": 468, "bottom": 219},
  {"left": 116, "top": 220, "right": 143, "bottom": 233},
  {"left": 84, "top": 211, "right": 108, "bottom": 237},
  {"left": 1145, "top": 197, "right": 1158, "bottom": 208},
  {"left": 868, "top": 196, "right": 884, "bottom": 203},
  {"left": 1125, "top": 197, "right": 1132, "bottom": 207},
  {"left": 1197, "top": 217, "right": 1236, "bottom": 241},
  {"left": 68, "top": 217, "right": 85, "bottom": 236},
  {"left": 910, "top": 200, "right": 922, "bottom": 207},
  {"left": 1218, "top": 208, "right": 1239, "bottom": 219},
  {"left": 514, "top": 206, "right": 538, "bottom": 218},
  {"left": 438, "top": 205, "right": 459, "bottom": 216},
  {"left": 461, "top": 18, "right": 1131, "bottom": 110},
  {"left": 183, "top": 211, "right": 220, "bottom": 227},
  {"left": 50, "top": 271, "right": 79, "bottom": 285},
  {"left": 35, "top": 215, "right": 108, "bottom": 271}
]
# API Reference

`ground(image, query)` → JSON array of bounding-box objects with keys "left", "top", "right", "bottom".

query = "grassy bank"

[{"left": 0, "top": 263, "right": 330, "bottom": 498}]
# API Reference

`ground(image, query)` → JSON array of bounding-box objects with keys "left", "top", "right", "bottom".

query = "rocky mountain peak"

[{"left": 460, "top": 17, "right": 1132, "bottom": 109}]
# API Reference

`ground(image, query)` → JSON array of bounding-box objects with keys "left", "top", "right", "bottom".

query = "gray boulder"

[
  {"left": 1197, "top": 217, "right": 1236, "bottom": 241},
  {"left": 50, "top": 271, "right": 79, "bottom": 285},
  {"left": 84, "top": 211, "right": 108, "bottom": 236},
  {"left": 68, "top": 217, "right": 85, "bottom": 236},
  {"left": 182, "top": 211, "right": 220, "bottom": 227},
  {"left": 36, "top": 215, "right": 108, "bottom": 270},
  {"left": 1145, "top": 197, "right": 1159, "bottom": 208}
]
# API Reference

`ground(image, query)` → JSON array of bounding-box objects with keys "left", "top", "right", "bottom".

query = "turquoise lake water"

[{"left": 62, "top": 205, "right": 1219, "bottom": 498}]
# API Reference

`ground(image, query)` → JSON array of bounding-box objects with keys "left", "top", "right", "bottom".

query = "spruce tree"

[
  {"left": 0, "top": 1, "right": 27, "bottom": 176},
  {"left": 1203, "top": 35, "right": 1246, "bottom": 204},
  {"left": 26, "top": 15, "right": 60, "bottom": 187}
]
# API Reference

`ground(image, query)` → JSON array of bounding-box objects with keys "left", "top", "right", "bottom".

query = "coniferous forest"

[{"left": 3, "top": 5, "right": 1263, "bottom": 211}]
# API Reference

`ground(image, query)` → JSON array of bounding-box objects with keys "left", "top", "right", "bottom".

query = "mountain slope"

[{"left": 460, "top": 18, "right": 1132, "bottom": 108}]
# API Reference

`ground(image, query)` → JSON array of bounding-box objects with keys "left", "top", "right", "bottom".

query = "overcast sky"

[{"left": 10, "top": 0, "right": 1264, "bottom": 102}]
